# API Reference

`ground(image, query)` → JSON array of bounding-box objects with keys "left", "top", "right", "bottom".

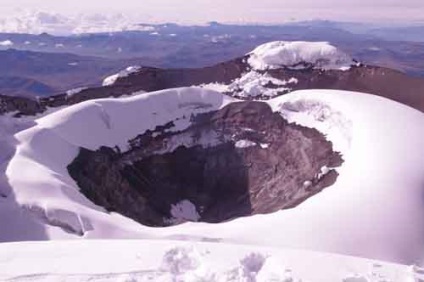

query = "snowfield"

[
  {"left": 0, "top": 240, "right": 417, "bottom": 282},
  {"left": 1, "top": 86, "right": 424, "bottom": 280}
]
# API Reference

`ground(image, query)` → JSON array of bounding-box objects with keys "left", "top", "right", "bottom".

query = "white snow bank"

[
  {"left": 0, "top": 108, "right": 65, "bottom": 196},
  {"left": 102, "top": 66, "right": 141, "bottom": 86},
  {"left": 248, "top": 41, "right": 354, "bottom": 71},
  {"left": 0, "top": 240, "right": 414, "bottom": 282}
]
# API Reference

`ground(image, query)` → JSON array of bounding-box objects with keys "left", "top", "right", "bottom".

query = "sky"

[{"left": 0, "top": 0, "right": 423, "bottom": 24}]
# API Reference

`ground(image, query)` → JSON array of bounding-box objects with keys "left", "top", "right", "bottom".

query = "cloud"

[{"left": 0, "top": 0, "right": 423, "bottom": 23}]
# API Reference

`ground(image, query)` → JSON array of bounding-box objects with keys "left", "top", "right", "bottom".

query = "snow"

[
  {"left": 0, "top": 240, "right": 415, "bottom": 282},
  {"left": 235, "top": 139, "right": 256, "bottom": 148},
  {"left": 0, "top": 112, "right": 39, "bottom": 194},
  {"left": 102, "top": 66, "right": 141, "bottom": 86},
  {"left": 199, "top": 82, "right": 229, "bottom": 92},
  {"left": 2, "top": 87, "right": 424, "bottom": 271},
  {"left": 200, "top": 71, "right": 298, "bottom": 98},
  {"left": 275, "top": 97, "right": 353, "bottom": 154},
  {"left": 0, "top": 39, "right": 13, "bottom": 47},
  {"left": 248, "top": 41, "right": 354, "bottom": 71},
  {"left": 303, "top": 180, "right": 313, "bottom": 188},
  {"left": 259, "top": 143, "right": 269, "bottom": 149},
  {"left": 66, "top": 87, "right": 87, "bottom": 97},
  {"left": 230, "top": 71, "right": 295, "bottom": 98},
  {"left": 167, "top": 200, "right": 201, "bottom": 224},
  {"left": 0, "top": 106, "right": 73, "bottom": 241},
  {"left": 210, "top": 34, "right": 231, "bottom": 43}
]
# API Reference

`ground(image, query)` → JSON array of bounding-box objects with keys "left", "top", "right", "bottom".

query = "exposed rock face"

[
  {"left": 0, "top": 94, "right": 43, "bottom": 116},
  {"left": 68, "top": 101, "right": 343, "bottom": 227}
]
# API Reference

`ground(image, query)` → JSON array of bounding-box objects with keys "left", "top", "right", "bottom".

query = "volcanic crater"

[{"left": 68, "top": 101, "right": 343, "bottom": 227}]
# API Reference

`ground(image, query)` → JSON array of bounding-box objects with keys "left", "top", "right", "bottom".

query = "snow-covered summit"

[{"left": 247, "top": 41, "right": 354, "bottom": 71}]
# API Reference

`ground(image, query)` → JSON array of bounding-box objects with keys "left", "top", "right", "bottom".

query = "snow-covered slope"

[
  {"left": 0, "top": 240, "right": 416, "bottom": 282},
  {"left": 2, "top": 87, "right": 424, "bottom": 268},
  {"left": 247, "top": 41, "right": 354, "bottom": 71}
]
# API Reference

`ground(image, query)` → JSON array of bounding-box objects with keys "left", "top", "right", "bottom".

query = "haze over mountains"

[{"left": 1, "top": 20, "right": 424, "bottom": 97}]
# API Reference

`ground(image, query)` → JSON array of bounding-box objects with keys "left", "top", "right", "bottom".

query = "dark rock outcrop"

[
  {"left": 0, "top": 94, "right": 43, "bottom": 116},
  {"left": 68, "top": 101, "right": 343, "bottom": 227}
]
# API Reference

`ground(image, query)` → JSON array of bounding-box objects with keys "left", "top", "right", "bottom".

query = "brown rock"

[{"left": 68, "top": 101, "right": 343, "bottom": 227}]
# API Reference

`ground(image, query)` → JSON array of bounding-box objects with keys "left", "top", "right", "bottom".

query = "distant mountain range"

[{"left": 0, "top": 49, "right": 147, "bottom": 97}]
